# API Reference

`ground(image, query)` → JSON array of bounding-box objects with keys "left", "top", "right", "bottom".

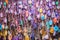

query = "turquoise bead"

[
  {"left": 55, "top": 1, "right": 59, "bottom": 6},
  {"left": 54, "top": 25, "right": 59, "bottom": 31},
  {"left": 20, "top": 20, "right": 23, "bottom": 26},
  {"left": 41, "top": 15, "right": 45, "bottom": 20},
  {"left": 0, "top": 24, "right": 2, "bottom": 30},
  {"left": 4, "top": 2, "right": 6, "bottom": 6},
  {"left": 49, "top": 20, "right": 53, "bottom": 25}
]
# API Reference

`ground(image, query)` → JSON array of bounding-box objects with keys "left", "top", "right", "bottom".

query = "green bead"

[
  {"left": 47, "top": 25, "right": 50, "bottom": 29},
  {"left": 4, "top": 2, "right": 6, "bottom": 6},
  {"left": 55, "top": 1, "right": 59, "bottom": 6},
  {"left": 58, "top": 29, "right": 60, "bottom": 32},
  {"left": 20, "top": 20, "right": 23, "bottom": 26}
]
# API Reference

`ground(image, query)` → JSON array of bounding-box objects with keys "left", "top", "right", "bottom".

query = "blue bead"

[
  {"left": 41, "top": 15, "right": 45, "bottom": 20},
  {"left": 54, "top": 25, "right": 59, "bottom": 31},
  {"left": 49, "top": 20, "right": 53, "bottom": 25},
  {"left": 0, "top": 24, "right": 2, "bottom": 30}
]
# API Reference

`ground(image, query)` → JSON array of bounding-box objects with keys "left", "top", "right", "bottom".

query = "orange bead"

[
  {"left": 5, "top": 0, "right": 8, "bottom": 4},
  {"left": 26, "top": 11, "right": 29, "bottom": 17},
  {"left": 53, "top": 18, "right": 57, "bottom": 24}
]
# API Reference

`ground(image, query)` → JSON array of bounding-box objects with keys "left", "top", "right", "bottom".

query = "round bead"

[
  {"left": 54, "top": 25, "right": 59, "bottom": 31},
  {"left": 49, "top": 20, "right": 53, "bottom": 25},
  {"left": 41, "top": 15, "right": 45, "bottom": 20},
  {"left": 4, "top": 2, "right": 6, "bottom": 6},
  {"left": 55, "top": 1, "right": 59, "bottom": 6},
  {"left": 39, "top": 8, "right": 43, "bottom": 13},
  {"left": 52, "top": 1, "right": 55, "bottom": 5}
]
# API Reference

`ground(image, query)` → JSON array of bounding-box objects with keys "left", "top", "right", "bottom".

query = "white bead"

[
  {"left": 19, "top": 5, "right": 23, "bottom": 8},
  {"left": 46, "top": 0, "right": 49, "bottom": 2},
  {"left": 0, "top": 12, "right": 3, "bottom": 17},
  {"left": 57, "top": 6, "right": 60, "bottom": 9},
  {"left": 28, "top": 0, "right": 32, "bottom": 4},
  {"left": 37, "top": 14, "right": 40, "bottom": 18},
  {"left": 49, "top": 3, "right": 52, "bottom": 6},
  {"left": 52, "top": 1, "right": 55, "bottom": 5},
  {"left": 4, "top": 18, "right": 7, "bottom": 23},
  {"left": 18, "top": 1, "right": 22, "bottom": 4},
  {"left": 15, "top": 11, "right": 17, "bottom": 15},
  {"left": 10, "top": 9, "right": 13, "bottom": 13},
  {"left": 8, "top": 4, "right": 11, "bottom": 8},
  {"left": 36, "top": 2, "right": 39, "bottom": 7},
  {"left": 40, "top": 0, "right": 43, "bottom": 4},
  {"left": 24, "top": 6, "right": 27, "bottom": 9}
]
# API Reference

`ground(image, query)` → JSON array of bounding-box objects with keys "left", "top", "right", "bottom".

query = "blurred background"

[{"left": 0, "top": 0, "right": 60, "bottom": 40}]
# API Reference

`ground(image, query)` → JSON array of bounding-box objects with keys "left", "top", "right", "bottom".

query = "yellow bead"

[
  {"left": 0, "top": 32, "right": 2, "bottom": 36},
  {"left": 50, "top": 27, "right": 54, "bottom": 33},
  {"left": 39, "top": 8, "right": 43, "bottom": 13},
  {"left": 25, "top": 34, "right": 30, "bottom": 40}
]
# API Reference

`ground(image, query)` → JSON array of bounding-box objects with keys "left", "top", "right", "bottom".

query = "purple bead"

[
  {"left": 47, "top": 10, "right": 51, "bottom": 16},
  {"left": 12, "top": 36, "right": 19, "bottom": 40}
]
